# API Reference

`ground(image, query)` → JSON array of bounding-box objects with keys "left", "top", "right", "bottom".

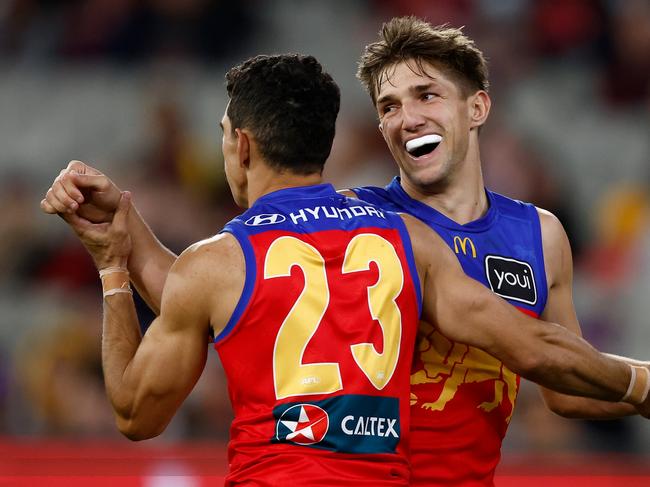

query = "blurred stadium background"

[{"left": 1, "top": 0, "right": 649, "bottom": 484}]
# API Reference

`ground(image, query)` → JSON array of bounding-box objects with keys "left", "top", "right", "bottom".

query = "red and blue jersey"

[
  {"left": 354, "top": 177, "right": 548, "bottom": 487},
  {"left": 215, "top": 184, "right": 421, "bottom": 486}
]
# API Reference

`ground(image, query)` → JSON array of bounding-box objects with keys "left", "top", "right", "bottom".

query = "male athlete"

[
  {"left": 351, "top": 17, "right": 650, "bottom": 485},
  {"left": 42, "top": 51, "right": 650, "bottom": 485}
]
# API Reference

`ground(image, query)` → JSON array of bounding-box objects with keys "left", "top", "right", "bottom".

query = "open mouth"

[{"left": 405, "top": 134, "right": 442, "bottom": 158}]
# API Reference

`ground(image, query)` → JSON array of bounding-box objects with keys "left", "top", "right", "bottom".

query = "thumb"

[{"left": 113, "top": 191, "right": 132, "bottom": 228}]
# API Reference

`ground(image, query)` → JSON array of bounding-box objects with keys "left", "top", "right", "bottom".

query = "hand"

[
  {"left": 40, "top": 160, "right": 122, "bottom": 223},
  {"left": 63, "top": 191, "right": 133, "bottom": 271}
]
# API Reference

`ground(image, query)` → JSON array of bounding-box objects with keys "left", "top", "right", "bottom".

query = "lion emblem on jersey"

[{"left": 410, "top": 322, "right": 518, "bottom": 422}]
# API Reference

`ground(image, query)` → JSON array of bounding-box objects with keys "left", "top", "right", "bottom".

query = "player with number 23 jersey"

[{"left": 215, "top": 184, "right": 421, "bottom": 486}]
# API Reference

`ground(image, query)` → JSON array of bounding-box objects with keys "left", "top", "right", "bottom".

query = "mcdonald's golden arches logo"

[{"left": 453, "top": 236, "right": 477, "bottom": 258}]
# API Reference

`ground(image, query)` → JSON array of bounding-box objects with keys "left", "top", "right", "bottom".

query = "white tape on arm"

[
  {"left": 622, "top": 365, "right": 650, "bottom": 405},
  {"left": 99, "top": 267, "right": 132, "bottom": 299}
]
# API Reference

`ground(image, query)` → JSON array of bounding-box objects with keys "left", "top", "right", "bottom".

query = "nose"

[{"left": 401, "top": 101, "right": 426, "bottom": 132}]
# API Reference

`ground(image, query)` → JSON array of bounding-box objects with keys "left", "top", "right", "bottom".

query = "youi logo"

[{"left": 485, "top": 255, "right": 537, "bottom": 305}]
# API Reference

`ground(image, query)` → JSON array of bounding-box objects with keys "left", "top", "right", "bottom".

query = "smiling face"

[{"left": 375, "top": 60, "right": 488, "bottom": 194}]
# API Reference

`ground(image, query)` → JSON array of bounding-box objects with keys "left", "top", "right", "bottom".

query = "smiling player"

[{"left": 352, "top": 17, "right": 650, "bottom": 486}]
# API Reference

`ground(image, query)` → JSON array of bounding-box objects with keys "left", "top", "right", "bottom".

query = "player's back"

[{"left": 216, "top": 183, "right": 421, "bottom": 486}]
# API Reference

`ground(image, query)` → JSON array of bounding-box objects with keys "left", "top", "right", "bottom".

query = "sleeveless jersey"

[
  {"left": 215, "top": 184, "right": 422, "bottom": 486},
  {"left": 354, "top": 177, "right": 548, "bottom": 487}
]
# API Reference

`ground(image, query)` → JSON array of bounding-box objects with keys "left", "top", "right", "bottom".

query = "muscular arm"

[
  {"left": 537, "top": 209, "right": 645, "bottom": 418},
  {"left": 105, "top": 233, "right": 243, "bottom": 440},
  {"left": 402, "top": 214, "right": 642, "bottom": 407}
]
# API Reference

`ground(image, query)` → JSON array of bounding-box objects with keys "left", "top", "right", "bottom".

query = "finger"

[
  {"left": 71, "top": 173, "right": 113, "bottom": 192},
  {"left": 44, "top": 187, "right": 74, "bottom": 214},
  {"left": 49, "top": 178, "right": 80, "bottom": 213},
  {"left": 40, "top": 198, "right": 57, "bottom": 214},
  {"left": 66, "top": 160, "right": 103, "bottom": 177},
  {"left": 66, "top": 160, "right": 89, "bottom": 175},
  {"left": 57, "top": 170, "right": 85, "bottom": 204}
]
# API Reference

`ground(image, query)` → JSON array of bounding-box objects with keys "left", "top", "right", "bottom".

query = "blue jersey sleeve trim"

[
  {"left": 528, "top": 204, "right": 549, "bottom": 314},
  {"left": 213, "top": 222, "right": 257, "bottom": 344},
  {"left": 393, "top": 213, "right": 423, "bottom": 319}
]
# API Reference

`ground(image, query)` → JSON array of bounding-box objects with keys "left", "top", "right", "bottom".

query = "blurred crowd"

[{"left": 1, "top": 0, "right": 649, "bottom": 457}]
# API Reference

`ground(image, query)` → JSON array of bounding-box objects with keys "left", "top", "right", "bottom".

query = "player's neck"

[
  {"left": 402, "top": 156, "right": 488, "bottom": 225},
  {"left": 247, "top": 163, "right": 323, "bottom": 206}
]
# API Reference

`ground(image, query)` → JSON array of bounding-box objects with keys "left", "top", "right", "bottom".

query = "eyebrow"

[
  {"left": 219, "top": 122, "right": 224, "bottom": 132},
  {"left": 412, "top": 83, "right": 437, "bottom": 94},
  {"left": 376, "top": 82, "right": 438, "bottom": 106},
  {"left": 376, "top": 93, "right": 395, "bottom": 106}
]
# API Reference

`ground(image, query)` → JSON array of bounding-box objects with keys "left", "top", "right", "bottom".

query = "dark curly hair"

[
  {"left": 225, "top": 54, "right": 340, "bottom": 175},
  {"left": 358, "top": 17, "right": 489, "bottom": 104}
]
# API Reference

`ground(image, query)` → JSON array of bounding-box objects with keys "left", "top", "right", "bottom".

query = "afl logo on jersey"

[
  {"left": 485, "top": 255, "right": 537, "bottom": 305},
  {"left": 276, "top": 404, "right": 329, "bottom": 445},
  {"left": 244, "top": 213, "right": 286, "bottom": 226}
]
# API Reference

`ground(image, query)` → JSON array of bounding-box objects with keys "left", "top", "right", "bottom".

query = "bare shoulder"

[
  {"left": 161, "top": 232, "right": 245, "bottom": 335},
  {"left": 183, "top": 232, "right": 243, "bottom": 265},
  {"left": 399, "top": 212, "right": 429, "bottom": 242},
  {"left": 175, "top": 232, "right": 244, "bottom": 287},
  {"left": 163, "top": 233, "right": 244, "bottom": 304},
  {"left": 536, "top": 207, "right": 572, "bottom": 284},
  {"left": 399, "top": 213, "right": 449, "bottom": 269},
  {"left": 399, "top": 212, "right": 441, "bottom": 244},
  {"left": 536, "top": 207, "right": 571, "bottom": 253},
  {"left": 537, "top": 207, "right": 568, "bottom": 243}
]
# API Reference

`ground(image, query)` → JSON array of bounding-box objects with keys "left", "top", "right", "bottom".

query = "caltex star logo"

[{"left": 276, "top": 404, "right": 329, "bottom": 445}]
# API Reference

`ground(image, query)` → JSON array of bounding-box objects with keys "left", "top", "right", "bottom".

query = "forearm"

[
  {"left": 540, "top": 353, "right": 650, "bottom": 418},
  {"left": 127, "top": 204, "right": 177, "bottom": 314},
  {"left": 102, "top": 293, "right": 143, "bottom": 424},
  {"left": 518, "top": 321, "right": 632, "bottom": 402},
  {"left": 540, "top": 388, "right": 638, "bottom": 419}
]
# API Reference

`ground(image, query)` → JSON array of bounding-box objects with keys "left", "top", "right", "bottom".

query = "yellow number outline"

[{"left": 264, "top": 234, "right": 404, "bottom": 399}]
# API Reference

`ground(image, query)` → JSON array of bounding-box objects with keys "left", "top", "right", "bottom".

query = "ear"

[
  {"left": 469, "top": 91, "right": 491, "bottom": 129},
  {"left": 235, "top": 128, "right": 250, "bottom": 169}
]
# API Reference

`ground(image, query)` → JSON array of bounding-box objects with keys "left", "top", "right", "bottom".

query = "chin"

[{"left": 406, "top": 166, "right": 447, "bottom": 189}]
